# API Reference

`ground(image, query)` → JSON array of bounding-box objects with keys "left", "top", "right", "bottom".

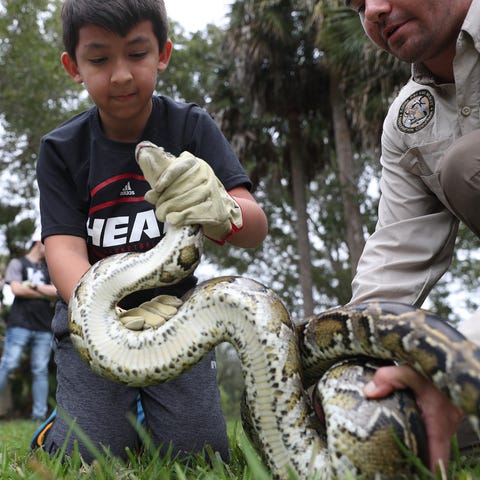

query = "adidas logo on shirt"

[{"left": 120, "top": 182, "right": 135, "bottom": 197}]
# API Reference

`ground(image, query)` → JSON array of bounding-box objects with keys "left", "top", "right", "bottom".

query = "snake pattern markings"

[{"left": 68, "top": 143, "right": 480, "bottom": 479}]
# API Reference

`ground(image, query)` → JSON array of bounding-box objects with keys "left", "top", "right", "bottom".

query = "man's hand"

[
  {"left": 364, "top": 365, "right": 464, "bottom": 472},
  {"left": 136, "top": 141, "right": 243, "bottom": 244}
]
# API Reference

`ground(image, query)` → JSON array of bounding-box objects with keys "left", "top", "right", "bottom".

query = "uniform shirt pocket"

[{"left": 399, "top": 137, "right": 455, "bottom": 213}]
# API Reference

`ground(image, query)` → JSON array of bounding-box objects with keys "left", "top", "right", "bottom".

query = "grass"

[
  {"left": 0, "top": 418, "right": 479, "bottom": 480},
  {"left": 0, "top": 418, "right": 272, "bottom": 480}
]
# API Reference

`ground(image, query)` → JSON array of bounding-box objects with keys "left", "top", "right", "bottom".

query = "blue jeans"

[{"left": 0, "top": 327, "right": 53, "bottom": 419}]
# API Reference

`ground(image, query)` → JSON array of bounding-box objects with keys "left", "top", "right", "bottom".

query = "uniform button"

[{"left": 461, "top": 106, "right": 471, "bottom": 116}]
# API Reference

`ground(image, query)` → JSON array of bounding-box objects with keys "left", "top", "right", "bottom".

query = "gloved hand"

[
  {"left": 136, "top": 141, "right": 243, "bottom": 244},
  {"left": 118, "top": 294, "right": 183, "bottom": 330}
]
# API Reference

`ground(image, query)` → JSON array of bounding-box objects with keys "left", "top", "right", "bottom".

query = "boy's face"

[{"left": 62, "top": 21, "right": 171, "bottom": 141}]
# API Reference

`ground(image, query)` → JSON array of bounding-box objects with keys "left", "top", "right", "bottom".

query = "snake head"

[{"left": 135, "top": 141, "right": 177, "bottom": 188}]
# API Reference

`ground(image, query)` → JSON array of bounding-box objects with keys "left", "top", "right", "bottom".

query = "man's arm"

[
  {"left": 10, "top": 280, "right": 56, "bottom": 300},
  {"left": 351, "top": 110, "right": 458, "bottom": 306},
  {"left": 352, "top": 99, "right": 465, "bottom": 471},
  {"left": 6, "top": 259, "right": 47, "bottom": 300},
  {"left": 34, "top": 282, "right": 58, "bottom": 299}
]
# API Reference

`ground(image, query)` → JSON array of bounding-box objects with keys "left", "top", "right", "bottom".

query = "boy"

[{"left": 35, "top": 0, "right": 268, "bottom": 462}]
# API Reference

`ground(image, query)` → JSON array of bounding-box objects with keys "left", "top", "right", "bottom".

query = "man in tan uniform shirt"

[{"left": 346, "top": 0, "right": 480, "bottom": 471}]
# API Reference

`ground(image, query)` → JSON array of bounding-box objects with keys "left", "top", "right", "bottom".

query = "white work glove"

[
  {"left": 118, "top": 295, "right": 183, "bottom": 330},
  {"left": 136, "top": 141, "right": 243, "bottom": 244}
]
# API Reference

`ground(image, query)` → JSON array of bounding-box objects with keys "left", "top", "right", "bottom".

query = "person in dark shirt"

[{"left": 0, "top": 238, "right": 56, "bottom": 420}]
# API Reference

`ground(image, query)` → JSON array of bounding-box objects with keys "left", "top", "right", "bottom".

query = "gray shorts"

[{"left": 45, "top": 302, "right": 229, "bottom": 463}]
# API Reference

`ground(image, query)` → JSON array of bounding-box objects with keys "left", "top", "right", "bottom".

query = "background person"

[{"left": 0, "top": 237, "right": 57, "bottom": 421}]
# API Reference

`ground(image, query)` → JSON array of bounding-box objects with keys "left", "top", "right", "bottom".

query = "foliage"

[
  {"left": 0, "top": 419, "right": 272, "bottom": 480},
  {"left": 427, "top": 225, "right": 480, "bottom": 325},
  {"left": 0, "top": 204, "right": 35, "bottom": 256},
  {"left": 157, "top": 22, "right": 226, "bottom": 108},
  {"left": 211, "top": 0, "right": 351, "bottom": 316},
  {"left": 0, "top": 0, "right": 87, "bottom": 254},
  {"left": 0, "top": 0, "right": 75, "bottom": 183},
  {"left": 3, "top": 217, "right": 37, "bottom": 257}
]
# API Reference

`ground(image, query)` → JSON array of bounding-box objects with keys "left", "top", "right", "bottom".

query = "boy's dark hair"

[{"left": 61, "top": 0, "right": 169, "bottom": 61}]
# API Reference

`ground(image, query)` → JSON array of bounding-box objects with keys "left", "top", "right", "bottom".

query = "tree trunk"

[
  {"left": 289, "top": 114, "right": 314, "bottom": 317},
  {"left": 329, "top": 70, "right": 366, "bottom": 276}
]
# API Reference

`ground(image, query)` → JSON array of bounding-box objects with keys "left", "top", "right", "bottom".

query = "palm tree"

[
  {"left": 312, "top": 0, "right": 410, "bottom": 274},
  {"left": 315, "top": 1, "right": 410, "bottom": 145},
  {"left": 220, "top": 0, "right": 330, "bottom": 316}
]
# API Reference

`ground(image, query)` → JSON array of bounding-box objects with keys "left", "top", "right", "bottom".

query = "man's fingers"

[
  {"left": 363, "top": 365, "right": 420, "bottom": 398},
  {"left": 363, "top": 364, "right": 464, "bottom": 472}
]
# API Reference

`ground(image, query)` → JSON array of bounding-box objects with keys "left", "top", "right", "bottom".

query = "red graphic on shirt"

[{"left": 87, "top": 173, "right": 163, "bottom": 263}]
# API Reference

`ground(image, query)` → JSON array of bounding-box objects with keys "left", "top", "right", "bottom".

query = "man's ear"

[
  {"left": 157, "top": 39, "right": 172, "bottom": 73},
  {"left": 61, "top": 52, "right": 83, "bottom": 84}
]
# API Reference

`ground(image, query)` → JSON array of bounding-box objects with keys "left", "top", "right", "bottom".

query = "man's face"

[{"left": 345, "top": 0, "right": 467, "bottom": 66}]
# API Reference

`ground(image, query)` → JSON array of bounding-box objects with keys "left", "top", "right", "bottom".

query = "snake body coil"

[
  {"left": 69, "top": 223, "right": 480, "bottom": 479},
  {"left": 68, "top": 143, "right": 480, "bottom": 479}
]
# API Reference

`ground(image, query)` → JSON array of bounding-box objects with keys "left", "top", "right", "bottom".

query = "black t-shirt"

[
  {"left": 4, "top": 257, "right": 54, "bottom": 332},
  {"left": 37, "top": 95, "right": 251, "bottom": 309}
]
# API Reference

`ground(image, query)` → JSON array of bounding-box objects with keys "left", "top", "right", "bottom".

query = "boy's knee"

[{"left": 152, "top": 414, "right": 229, "bottom": 462}]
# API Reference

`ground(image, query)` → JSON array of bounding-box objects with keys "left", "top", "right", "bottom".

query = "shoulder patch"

[{"left": 397, "top": 89, "right": 435, "bottom": 133}]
